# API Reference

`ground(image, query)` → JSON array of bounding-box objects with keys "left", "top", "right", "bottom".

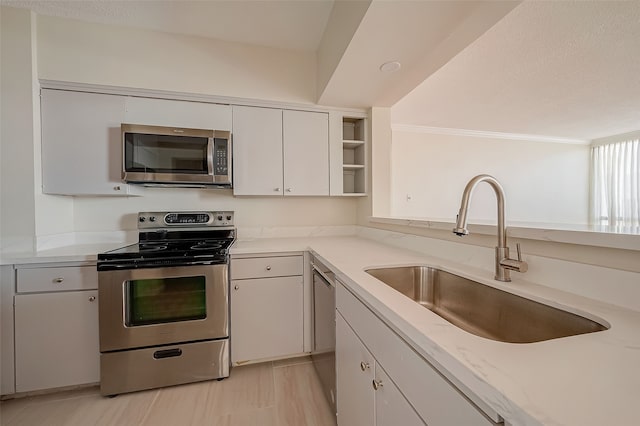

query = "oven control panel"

[{"left": 138, "top": 211, "right": 234, "bottom": 228}]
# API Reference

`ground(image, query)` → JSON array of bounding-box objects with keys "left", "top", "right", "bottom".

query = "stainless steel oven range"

[{"left": 97, "top": 211, "right": 235, "bottom": 396}]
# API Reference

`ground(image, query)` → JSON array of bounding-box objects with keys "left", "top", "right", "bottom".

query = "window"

[{"left": 590, "top": 137, "right": 640, "bottom": 229}]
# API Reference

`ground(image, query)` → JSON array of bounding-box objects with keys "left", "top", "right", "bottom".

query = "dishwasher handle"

[{"left": 311, "top": 263, "right": 334, "bottom": 287}]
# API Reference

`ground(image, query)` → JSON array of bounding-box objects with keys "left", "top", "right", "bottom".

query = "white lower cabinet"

[
  {"left": 336, "top": 312, "right": 424, "bottom": 426},
  {"left": 230, "top": 276, "right": 303, "bottom": 363},
  {"left": 336, "top": 281, "right": 501, "bottom": 426},
  {"left": 375, "top": 361, "right": 426, "bottom": 426},
  {"left": 230, "top": 255, "right": 304, "bottom": 364},
  {"left": 14, "top": 290, "right": 100, "bottom": 392}
]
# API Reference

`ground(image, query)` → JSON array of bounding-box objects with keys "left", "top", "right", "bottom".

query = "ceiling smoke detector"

[{"left": 379, "top": 61, "right": 402, "bottom": 73}]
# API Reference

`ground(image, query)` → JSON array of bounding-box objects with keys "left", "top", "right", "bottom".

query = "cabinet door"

[
  {"left": 124, "top": 97, "right": 232, "bottom": 130},
  {"left": 1, "top": 266, "right": 15, "bottom": 395},
  {"left": 337, "top": 283, "right": 498, "bottom": 425},
  {"left": 232, "top": 106, "right": 284, "bottom": 196},
  {"left": 336, "top": 312, "right": 375, "bottom": 426},
  {"left": 283, "top": 110, "right": 329, "bottom": 196},
  {"left": 375, "top": 365, "right": 426, "bottom": 426},
  {"left": 41, "top": 89, "right": 135, "bottom": 196},
  {"left": 14, "top": 290, "right": 99, "bottom": 392},
  {"left": 231, "top": 276, "right": 303, "bottom": 363}
]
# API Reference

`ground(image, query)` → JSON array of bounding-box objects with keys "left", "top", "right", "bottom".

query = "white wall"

[
  {"left": 316, "top": 0, "right": 371, "bottom": 100},
  {"left": 1, "top": 7, "right": 38, "bottom": 250},
  {"left": 390, "top": 130, "right": 590, "bottom": 225},
  {"left": 72, "top": 190, "right": 357, "bottom": 233},
  {"left": 37, "top": 14, "right": 317, "bottom": 105},
  {"left": 0, "top": 8, "right": 359, "bottom": 248},
  {"left": 30, "top": 15, "right": 75, "bottom": 240},
  {"left": 371, "top": 107, "right": 391, "bottom": 216},
  {"left": 30, "top": 13, "right": 357, "bottom": 238}
]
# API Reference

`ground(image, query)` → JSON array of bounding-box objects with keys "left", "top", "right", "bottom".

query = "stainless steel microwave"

[{"left": 121, "top": 124, "right": 232, "bottom": 187}]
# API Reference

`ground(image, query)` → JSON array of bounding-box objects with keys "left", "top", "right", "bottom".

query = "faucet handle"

[
  {"left": 516, "top": 243, "right": 523, "bottom": 262},
  {"left": 499, "top": 243, "right": 528, "bottom": 274}
]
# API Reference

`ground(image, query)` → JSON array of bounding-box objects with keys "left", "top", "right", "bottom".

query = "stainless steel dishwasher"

[{"left": 310, "top": 254, "right": 336, "bottom": 414}]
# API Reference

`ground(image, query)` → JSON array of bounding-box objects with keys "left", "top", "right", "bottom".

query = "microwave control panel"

[{"left": 213, "top": 138, "right": 229, "bottom": 175}]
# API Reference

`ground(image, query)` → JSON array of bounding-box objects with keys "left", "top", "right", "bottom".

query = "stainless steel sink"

[{"left": 365, "top": 266, "right": 609, "bottom": 343}]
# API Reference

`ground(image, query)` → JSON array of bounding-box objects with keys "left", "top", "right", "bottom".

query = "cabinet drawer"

[
  {"left": 17, "top": 266, "right": 98, "bottom": 293},
  {"left": 231, "top": 256, "right": 303, "bottom": 279},
  {"left": 337, "top": 283, "right": 499, "bottom": 426}
]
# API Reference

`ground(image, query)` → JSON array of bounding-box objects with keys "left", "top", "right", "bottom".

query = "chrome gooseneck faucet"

[{"left": 453, "top": 174, "right": 527, "bottom": 282}]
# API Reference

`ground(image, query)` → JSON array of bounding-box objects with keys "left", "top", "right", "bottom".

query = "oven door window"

[
  {"left": 125, "top": 276, "right": 207, "bottom": 326},
  {"left": 124, "top": 133, "right": 209, "bottom": 174}
]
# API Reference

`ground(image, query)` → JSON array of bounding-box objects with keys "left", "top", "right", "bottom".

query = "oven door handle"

[
  {"left": 153, "top": 348, "right": 183, "bottom": 359},
  {"left": 97, "top": 259, "right": 226, "bottom": 271}
]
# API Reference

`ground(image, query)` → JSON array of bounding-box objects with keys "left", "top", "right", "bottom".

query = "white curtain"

[{"left": 590, "top": 138, "right": 640, "bottom": 229}]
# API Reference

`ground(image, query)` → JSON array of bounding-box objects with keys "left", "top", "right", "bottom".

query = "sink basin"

[{"left": 365, "top": 266, "right": 609, "bottom": 343}]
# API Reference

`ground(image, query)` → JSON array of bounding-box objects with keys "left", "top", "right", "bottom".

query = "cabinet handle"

[
  {"left": 274, "top": 188, "right": 281, "bottom": 192},
  {"left": 234, "top": 285, "right": 239, "bottom": 290},
  {"left": 113, "top": 186, "right": 121, "bottom": 191},
  {"left": 266, "top": 266, "right": 272, "bottom": 271},
  {"left": 88, "top": 296, "right": 96, "bottom": 302},
  {"left": 360, "top": 361, "right": 370, "bottom": 371},
  {"left": 286, "top": 188, "right": 292, "bottom": 192},
  {"left": 53, "top": 277, "right": 64, "bottom": 284},
  {"left": 372, "top": 379, "right": 383, "bottom": 390}
]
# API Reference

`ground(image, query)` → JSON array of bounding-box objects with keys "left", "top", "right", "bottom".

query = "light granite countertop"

[
  {"left": 2, "top": 236, "right": 639, "bottom": 425},
  {"left": 232, "top": 236, "right": 640, "bottom": 426}
]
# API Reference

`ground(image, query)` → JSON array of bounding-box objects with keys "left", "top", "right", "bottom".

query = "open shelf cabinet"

[{"left": 342, "top": 117, "right": 366, "bottom": 195}]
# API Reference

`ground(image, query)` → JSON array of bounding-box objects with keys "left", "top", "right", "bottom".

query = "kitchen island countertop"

[{"left": 232, "top": 236, "right": 640, "bottom": 426}]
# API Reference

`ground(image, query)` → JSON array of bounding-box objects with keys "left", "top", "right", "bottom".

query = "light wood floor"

[{"left": 0, "top": 357, "right": 336, "bottom": 426}]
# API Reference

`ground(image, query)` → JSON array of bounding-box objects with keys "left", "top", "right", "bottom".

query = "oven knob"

[
  {"left": 149, "top": 216, "right": 156, "bottom": 222},
  {"left": 226, "top": 215, "right": 232, "bottom": 221},
  {"left": 139, "top": 217, "right": 146, "bottom": 222},
  {"left": 217, "top": 215, "right": 223, "bottom": 221}
]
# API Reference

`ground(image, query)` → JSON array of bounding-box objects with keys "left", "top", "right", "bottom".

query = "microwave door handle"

[{"left": 207, "top": 138, "right": 215, "bottom": 176}]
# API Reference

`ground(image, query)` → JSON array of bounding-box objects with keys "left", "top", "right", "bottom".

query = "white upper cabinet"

[
  {"left": 283, "top": 109, "right": 329, "bottom": 196},
  {"left": 40, "top": 90, "right": 233, "bottom": 196},
  {"left": 41, "top": 85, "right": 351, "bottom": 197},
  {"left": 123, "top": 97, "right": 231, "bottom": 130},
  {"left": 41, "top": 89, "right": 138, "bottom": 196},
  {"left": 232, "top": 105, "right": 284, "bottom": 196},
  {"left": 233, "top": 105, "right": 329, "bottom": 196}
]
